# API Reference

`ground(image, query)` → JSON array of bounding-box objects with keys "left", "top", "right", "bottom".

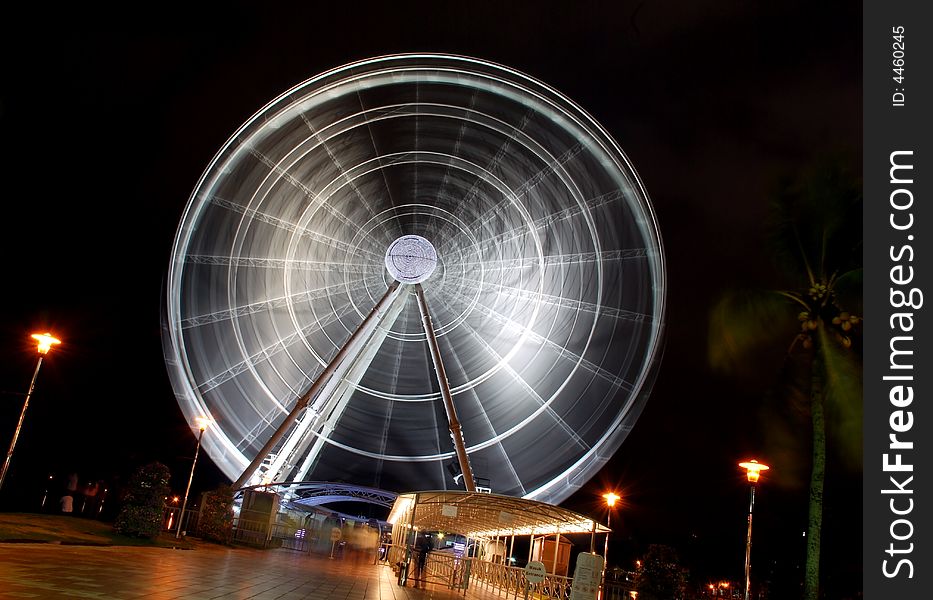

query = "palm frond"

[
  {"left": 708, "top": 289, "right": 798, "bottom": 372},
  {"left": 833, "top": 268, "right": 863, "bottom": 316},
  {"left": 767, "top": 161, "right": 862, "bottom": 281}
]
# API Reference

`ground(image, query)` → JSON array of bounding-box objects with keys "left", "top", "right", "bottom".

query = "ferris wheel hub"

[{"left": 384, "top": 235, "right": 438, "bottom": 284}]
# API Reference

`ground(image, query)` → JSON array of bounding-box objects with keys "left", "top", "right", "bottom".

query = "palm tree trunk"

[{"left": 804, "top": 355, "right": 825, "bottom": 600}]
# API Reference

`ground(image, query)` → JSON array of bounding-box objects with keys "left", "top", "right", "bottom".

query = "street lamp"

[
  {"left": 603, "top": 492, "right": 620, "bottom": 563},
  {"left": 739, "top": 460, "right": 769, "bottom": 600},
  {"left": 176, "top": 416, "right": 211, "bottom": 538},
  {"left": 0, "top": 333, "right": 61, "bottom": 491}
]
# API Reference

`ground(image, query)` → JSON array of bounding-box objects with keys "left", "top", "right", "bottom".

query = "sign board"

[
  {"left": 441, "top": 504, "right": 458, "bottom": 518},
  {"left": 568, "top": 552, "right": 604, "bottom": 600},
  {"left": 525, "top": 561, "right": 546, "bottom": 584},
  {"left": 330, "top": 527, "right": 342, "bottom": 542}
]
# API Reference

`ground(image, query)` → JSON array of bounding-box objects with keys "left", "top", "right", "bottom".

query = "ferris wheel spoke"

[
  {"left": 462, "top": 296, "right": 635, "bottom": 393},
  {"left": 440, "top": 331, "right": 527, "bottom": 494},
  {"left": 457, "top": 273, "right": 654, "bottom": 324},
  {"left": 460, "top": 249, "right": 652, "bottom": 273},
  {"left": 435, "top": 295, "right": 590, "bottom": 451},
  {"left": 195, "top": 298, "right": 360, "bottom": 394},
  {"left": 298, "top": 111, "right": 395, "bottom": 246},
  {"left": 181, "top": 276, "right": 377, "bottom": 329},
  {"left": 245, "top": 146, "right": 389, "bottom": 248},
  {"left": 371, "top": 338, "right": 405, "bottom": 489},
  {"left": 185, "top": 254, "right": 375, "bottom": 273},
  {"left": 355, "top": 85, "right": 400, "bottom": 221},
  {"left": 433, "top": 106, "right": 536, "bottom": 244},
  {"left": 237, "top": 405, "right": 283, "bottom": 451},
  {"left": 438, "top": 141, "right": 584, "bottom": 254},
  {"left": 427, "top": 89, "right": 480, "bottom": 234},
  {"left": 210, "top": 195, "right": 384, "bottom": 261},
  {"left": 453, "top": 189, "right": 626, "bottom": 264}
]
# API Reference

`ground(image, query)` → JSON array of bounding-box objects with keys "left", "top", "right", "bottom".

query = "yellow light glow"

[
  {"left": 31, "top": 333, "right": 61, "bottom": 355},
  {"left": 603, "top": 492, "right": 621, "bottom": 507},
  {"left": 739, "top": 459, "right": 770, "bottom": 483},
  {"left": 195, "top": 416, "right": 212, "bottom": 431}
]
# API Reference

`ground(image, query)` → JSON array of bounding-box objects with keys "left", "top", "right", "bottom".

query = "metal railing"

[
  {"left": 382, "top": 544, "right": 574, "bottom": 600},
  {"left": 230, "top": 516, "right": 313, "bottom": 551},
  {"left": 468, "top": 560, "right": 573, "bottom": 600},
  {"left": 163, "top": 506, "right": 199, "bottom": 535}
]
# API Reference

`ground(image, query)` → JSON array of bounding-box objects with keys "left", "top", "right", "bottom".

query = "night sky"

[{"left": 1, "top": 1, "right": 860, "bottom": 594}]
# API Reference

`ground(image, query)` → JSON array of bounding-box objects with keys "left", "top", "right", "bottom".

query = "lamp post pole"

[
  {"left": 0, "top": 333, "right": 61, "bottom": 491},
  {"left": 176, "top": 418, "right": 210, "bottom": 538},
  {"left": 739, "top": 460, "right": 769, "bottom": 600},
  {"left": 744, "top": 483, "right": 756, "bottom": 600},
  {"left": 602, "top": 492, "right": 619, "bottom": 563}
]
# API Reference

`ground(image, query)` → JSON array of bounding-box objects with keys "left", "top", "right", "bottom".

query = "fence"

[
  {"left": 468, "top": 559, "right": 573, "bottom": 600},
  {"left": 231, "top": 516, "right": 312, "bottom": 551},
  {"left": 382, "top": 543, "right": 574, "bottom": 600},
  {"left": 163, "top": 506, "right": 199, "bottom": 535}
]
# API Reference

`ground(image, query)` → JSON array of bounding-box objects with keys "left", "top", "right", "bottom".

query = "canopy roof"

[{"left": 387, "top": 491, "right": 610, "bottom": 539}]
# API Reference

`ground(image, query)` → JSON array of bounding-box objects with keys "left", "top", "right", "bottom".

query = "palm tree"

[{"left": 708, "top": 162, "right": 862, "bottom": 600}]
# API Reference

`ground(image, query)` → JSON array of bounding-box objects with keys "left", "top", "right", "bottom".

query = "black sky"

[{"left": 0, "top": 0, "right": 860, "bottom": 593}]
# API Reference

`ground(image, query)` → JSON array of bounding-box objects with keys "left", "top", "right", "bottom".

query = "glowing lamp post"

[
  {"left": 603, "top": 492, "right": 620, "bottom": 564},
  {"left": 0, "top": 333, "right": 61, "bottom": 491},
  {"left": 176, "top": 417, "right": 211, "bottom": 538},
  {"left": 739, "top": 460, "right": 769, "bottom": 600}
]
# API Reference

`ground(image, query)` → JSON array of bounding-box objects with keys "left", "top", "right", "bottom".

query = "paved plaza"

[{"left": 0, "top": 543, "right": 498, "bottom": 600}]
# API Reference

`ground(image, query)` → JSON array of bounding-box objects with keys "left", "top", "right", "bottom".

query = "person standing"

[
  {"left": 413, "top": 534, "right": 433, "bottom": 588},
  {"left": 59, "top": 494, "right": 73, "bottom": 514}
]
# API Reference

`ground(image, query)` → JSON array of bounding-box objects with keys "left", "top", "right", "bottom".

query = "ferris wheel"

[{"left": 162, "top": 54, "right": 665, "bottom": 505}]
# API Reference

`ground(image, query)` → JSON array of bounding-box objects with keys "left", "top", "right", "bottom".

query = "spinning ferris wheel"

[{"left": 162, "top": 54, "right": 665, "bottom": 505}]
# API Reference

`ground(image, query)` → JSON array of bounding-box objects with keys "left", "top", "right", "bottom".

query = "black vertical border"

[{"left": 864, "top": 1, "right": 932, "bottom": 598}]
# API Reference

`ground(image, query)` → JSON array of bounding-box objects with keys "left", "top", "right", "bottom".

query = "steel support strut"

[
  {"left": 414, "top": 283, "right": 477, "bottom": 492},
  {"left": 233, "top": 280, "right": 402, "bottom": 489}
]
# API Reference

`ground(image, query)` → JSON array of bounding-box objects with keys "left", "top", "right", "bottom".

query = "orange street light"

[
  {"left": 1, "top": 333, "right": 62, "bottom": 490},
  {"left": 738, "top": 460, "right": 769, "bottom": 600},
  {"left": 31, "top": 333, "right": 61, "bottom": 355},
  {"left": 739, "top": 459, "right": 770, "bottom": 484}
]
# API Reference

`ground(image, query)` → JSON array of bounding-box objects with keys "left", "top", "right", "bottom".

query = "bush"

[
  {"left": 635, "top": 544, "right": 688, "bottom": 600},
  {"left": 198, "top": 484, "right": 234, "bottom": 544},
  {"left": 114, "top": 462, "right": 170, "bottom": 538}
]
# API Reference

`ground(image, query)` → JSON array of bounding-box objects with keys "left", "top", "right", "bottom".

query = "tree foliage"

[
  {"left": 635, "top": 544, "right": 688, "bottom": 600},
  {"left": 198, "top": 484, "right": 234, "bottom": 544},
  {"left": 113, "top": 462, "right": 171, "bottom": 538}
]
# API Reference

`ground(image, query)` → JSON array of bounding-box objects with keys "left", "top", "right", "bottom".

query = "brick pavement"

[{"left": 0, "top": 543, "right": 504, "bottom": 600}]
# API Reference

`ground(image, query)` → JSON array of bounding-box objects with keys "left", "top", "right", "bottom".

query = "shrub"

[
  {"left": 198, "top": 484, "right": 234, "bottom": 544},
  {"left": 114, "top": 462, "right": 170, "bottom": 538}
]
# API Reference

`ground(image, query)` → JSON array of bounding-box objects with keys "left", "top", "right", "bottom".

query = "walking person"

[{"left": 413, "top": 534, "right": 433, "bottom": 589}]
